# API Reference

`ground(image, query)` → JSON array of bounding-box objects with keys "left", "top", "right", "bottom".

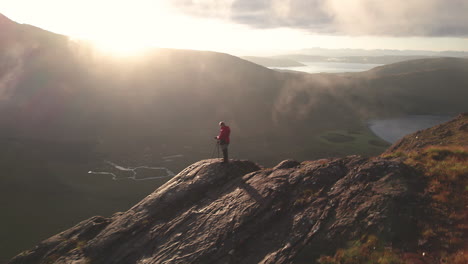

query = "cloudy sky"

[{"left": 2, "top": 0, "right": 468, "bottom": 55}]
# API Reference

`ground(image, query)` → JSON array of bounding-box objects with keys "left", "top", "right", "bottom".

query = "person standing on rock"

[{"left": 215, "top": 121, "right": 231, "bottom": 163}]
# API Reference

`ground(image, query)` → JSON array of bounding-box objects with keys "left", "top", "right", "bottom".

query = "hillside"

[
  {"left": 9, "top": 114, "right": 467, "bottom": 264},
  {"left": 365, "top": 57, "right": 468, "bottom": 76}
]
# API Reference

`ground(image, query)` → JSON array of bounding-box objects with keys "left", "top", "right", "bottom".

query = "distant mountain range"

[
  {"left": 244, "top": 54, "right": 468, "bottom": 67},
  {"left": 296, "top": 47, "right": 468, "bottom": 57},
  {"left": 241, "top": 47, "right": 468, "bottom": 67},
  {"left": 1, "top": 13, "right": 468, "bottom": 262}
]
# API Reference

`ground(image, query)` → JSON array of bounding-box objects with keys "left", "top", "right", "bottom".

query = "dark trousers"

[{"left": 220, "top": 143, "right": 229, "bottom": 163}]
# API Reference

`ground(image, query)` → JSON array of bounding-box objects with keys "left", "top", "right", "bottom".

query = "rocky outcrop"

[{"left": 10, "top": 156, "right": 422, "bottom": 264}]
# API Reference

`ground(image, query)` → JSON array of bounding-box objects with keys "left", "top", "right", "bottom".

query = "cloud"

[{"left": 171, "top": 0, "right": 468, "bottom": 37}]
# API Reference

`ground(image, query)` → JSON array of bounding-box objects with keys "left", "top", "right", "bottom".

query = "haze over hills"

[
  {"left": 1, "top": 13, "right": 468, "bottom": 261},
  {"left": 1, "top": 12, "right": 467, "bottom": 154}
]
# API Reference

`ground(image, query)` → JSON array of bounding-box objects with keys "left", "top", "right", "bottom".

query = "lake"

[
  {"left": 270, "top": 62, "right": 383, "bottom": 73},
  {"left": 368, "top": 115, "right": 454, "bottom": 143}
]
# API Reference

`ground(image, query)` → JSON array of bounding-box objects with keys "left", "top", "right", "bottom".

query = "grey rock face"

[{"left": 10, "top": 157, "right": 420, "bottom": 264}]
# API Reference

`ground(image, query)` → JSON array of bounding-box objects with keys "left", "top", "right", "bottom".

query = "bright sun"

[
  {"left": 70, "top": 1, "right": 169, "bottom": 56},
  {"left": 89, "top": 35, "right": 153, "bottom": 56},
  {"left": 75, "top": 1, "right": 237, "bottom": 56}
]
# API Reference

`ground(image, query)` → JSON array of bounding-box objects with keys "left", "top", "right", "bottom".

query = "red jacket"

[{"left": 217, "top": 126, "right": 230, "bottom": 144}]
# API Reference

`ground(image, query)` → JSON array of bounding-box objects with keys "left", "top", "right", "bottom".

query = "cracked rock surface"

[{"left": 10, "top": 156, "right": 421, "bottom": 264}]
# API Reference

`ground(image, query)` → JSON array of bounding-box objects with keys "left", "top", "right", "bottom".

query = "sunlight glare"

[
  {"left": 88, "top": 32, "right": 153, "bottom": 56},
  {"left": 72, "top": 0, "right": 163, "bottom": 56}
]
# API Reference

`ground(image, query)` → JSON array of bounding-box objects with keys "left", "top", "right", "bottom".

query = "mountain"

[
  {"left": 269, "top": 57, "right": 468, "bottom": 125},
  {"left": 364, "top": 57, "right": 468, "bottom": 76},
  {"left": 9, "top": 114, "right": 467, "bottom": 264},
  {"left": 1, "top": 13, "right": 468, "bottom": 262}
]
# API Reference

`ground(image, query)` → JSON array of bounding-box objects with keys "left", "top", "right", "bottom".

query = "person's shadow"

[{"left": 239, "top": 180, "right": 266, "bottom": 206}]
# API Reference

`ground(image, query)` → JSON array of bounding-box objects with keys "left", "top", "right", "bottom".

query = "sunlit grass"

[
  {"left": 318, "top": 235, "right": 404, "bottom": 264},
  {"left": 404, "top": 146, "right": 467, "bottom": 205},
  {"left": 323, "top": 145, "right": 468, "bottom": 263},
  {"left": 388, "top": 145, "right": 467, "bottom": 261}
]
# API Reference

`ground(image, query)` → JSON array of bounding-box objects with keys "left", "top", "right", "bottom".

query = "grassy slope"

[{"left": 318, "top": 114, "right": 468, "bottom": 264}]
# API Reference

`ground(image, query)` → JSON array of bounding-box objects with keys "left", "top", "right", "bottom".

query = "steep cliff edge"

[{"left": 9, "top": 115, "right": 467, "bottom": 264}]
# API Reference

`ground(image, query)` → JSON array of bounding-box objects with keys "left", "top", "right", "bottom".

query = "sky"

[{"left": 1, "top": 0, "right": 468, "bottom": 56}]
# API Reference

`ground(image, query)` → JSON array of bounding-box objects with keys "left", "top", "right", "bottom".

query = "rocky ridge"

[{"left": 9, "top": 115, "right": 467, "bottom": 264}]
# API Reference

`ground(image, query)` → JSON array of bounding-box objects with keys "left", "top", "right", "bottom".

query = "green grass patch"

[
  {"left": 317, "top": 129, "right": 390, "bottom": 157},
  {"left": 321, "top": 133, "right": 355, "bottom": 143}
]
